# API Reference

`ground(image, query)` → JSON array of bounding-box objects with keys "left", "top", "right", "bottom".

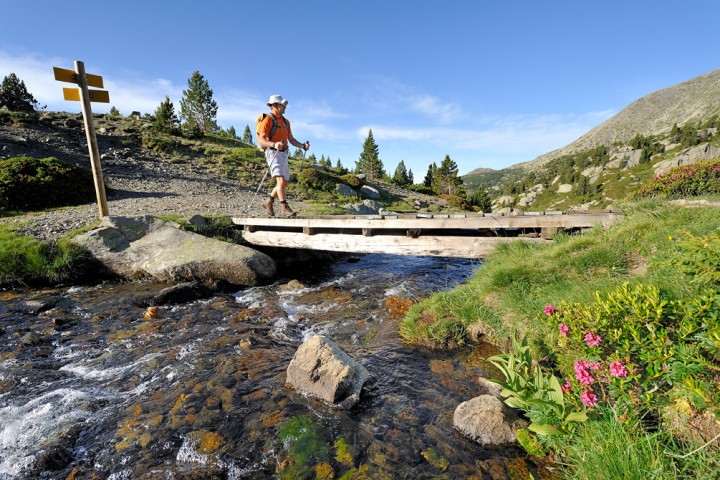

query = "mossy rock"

[{"left": 277, "top": 415, "right": 331, "bottom": 479}]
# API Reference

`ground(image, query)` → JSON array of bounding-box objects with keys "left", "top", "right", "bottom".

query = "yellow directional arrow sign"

[
  {"left": 53, "top": 66, "right": 104, "bottom": 88},
  {"left": 54, "top": 60, "right": 110, "bottom": 218},
  {"left": 62, "top": 87, "right": 110, "bottom": 103}
]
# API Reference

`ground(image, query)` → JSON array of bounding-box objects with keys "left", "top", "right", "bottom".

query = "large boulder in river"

[
  {"left": 72, "top": 215, "right": 276, "bottom": 286},
  {"left": 286, "top": 335, "right": 368, "bottom": 409},
  {"left": 453, "top": 395, "right": 528, "bottom": 447}
]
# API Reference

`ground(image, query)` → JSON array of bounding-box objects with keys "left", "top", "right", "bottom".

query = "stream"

[{"left": 0, "top": 253, "right": 552, "bottom": 479}]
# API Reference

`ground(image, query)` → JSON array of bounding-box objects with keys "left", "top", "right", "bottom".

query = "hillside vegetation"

[{"left": 464, "top": 68, "right": 720, "bottom": 212}]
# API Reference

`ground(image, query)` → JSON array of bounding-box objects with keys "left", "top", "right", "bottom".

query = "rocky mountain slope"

[
  {"left": 523, "top": 68, "right": 720, "bottom": 171},
  {"left": 463, "top": 68, "right": 720, "bottom": 211}
]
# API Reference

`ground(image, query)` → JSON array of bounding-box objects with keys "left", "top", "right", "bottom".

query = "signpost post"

[{"left": 53, "top": 61, "right": 110, "bottom": 218}]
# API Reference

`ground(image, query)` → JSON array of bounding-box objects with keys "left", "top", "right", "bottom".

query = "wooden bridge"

[{"left": 231, "top": 210, "right": 624, "bottom": 258}]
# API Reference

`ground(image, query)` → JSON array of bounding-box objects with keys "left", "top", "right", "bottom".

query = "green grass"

[
  {"left": 0, "top": 223, "right": 95, "bottom": 286},
  {"left": 400, "top": 201, "right": 720, "bottom": 349},
  {"left": 560, "top": 412, "right": 676, "bottom": 480},
  {"left": 560, "top": 409, "right": 720, "bottom": 480}
]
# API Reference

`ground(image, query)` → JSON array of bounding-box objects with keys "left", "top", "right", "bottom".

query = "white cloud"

[
  {"left": 408, "top": 94, "right": 462, "bottom": 123},
  {"left": 216, "top": 89, "right": 260, "bottom": 127},
  {"left": 0, "top": 50, "right": 68, "bottom": 108},
  {"left": 361, "top": 75, "right": 463, "bottom": 123},
  {"left": 358, "top": 109, "right": 615, "bottom": 157},
  {"left": 102, "top": 77, "right": 182, "bottom": 115},
  {"left": 0, "top": 50, "right": 183, "bottom": 115}
]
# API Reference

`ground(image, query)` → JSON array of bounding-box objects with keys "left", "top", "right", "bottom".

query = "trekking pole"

[
  {"left": 298, "top": 142, "right": 310, "bottom": 194},
  {"left": 298, "top": 143, "right": 308, "bottom": 173},
  {"left": 247, "top": 167, "right": 269, "bottom": 213}
]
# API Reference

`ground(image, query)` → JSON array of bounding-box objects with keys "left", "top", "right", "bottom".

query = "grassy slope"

[
  {"left": 400, "top": 198, "right": 720, "bottom": 477},
  {"left": 401, "top": 198, "right": 720, "bottom": 350}
]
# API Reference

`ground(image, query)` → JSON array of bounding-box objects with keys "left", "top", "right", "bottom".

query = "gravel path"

[
  {"left": 0, "top": 121, "right": 310, "bottom": 243},
  {"left": 1, "top": 118, "right": 442, "bottom": 244}
]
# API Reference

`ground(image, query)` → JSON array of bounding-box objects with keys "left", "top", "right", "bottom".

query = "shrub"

[
  {"left": 633, "top": 158, "right": 720, "bottom": 199},
  {"left": 298, "top": 168, "right": 360, "bottom": 194},
  {"left": 142, "top": 135, "right": 176, "bottom": 153},
  {"left": 406, "top": 184, "right": 435, "bottom": 195},
  {"left": 439, "top": 193, "right": 468, "bottom": 209},
  {"left": 340, "top": 174, "right": 363, "bottom": 188},
  {"left": 0, "top": 156, "right": 96, "bottom": 211},
  {"left": 488, "top": 333, "right": 588, "bottom": 437},
  {"left": 543, "top": 282, "right": 720, "bottom": 420}
]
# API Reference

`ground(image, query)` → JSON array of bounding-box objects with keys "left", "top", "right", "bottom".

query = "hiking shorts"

[{"left": 265, "top": 149, "right": 290, "bottom": 181}]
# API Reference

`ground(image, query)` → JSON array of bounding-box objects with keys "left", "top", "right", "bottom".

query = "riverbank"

[{"left": 400, "top": 199, "right": 720, "bottom": 478}]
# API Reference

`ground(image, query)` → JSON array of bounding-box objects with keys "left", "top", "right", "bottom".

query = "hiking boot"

[
  {"left": 280, "top": 201, "right": 296, "bottom": 217},
  {"left": 263, "top": 197, "right": 275, "bottom": 216}
]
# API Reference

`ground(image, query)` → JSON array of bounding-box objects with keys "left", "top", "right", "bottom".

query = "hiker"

[{"left": 257, "top": 95, "right": 310, "bottom": 216}]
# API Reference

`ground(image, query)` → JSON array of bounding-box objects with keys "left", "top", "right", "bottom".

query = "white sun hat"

[{"left": 267, "top": 95, "right": 288, "bottom": 106}]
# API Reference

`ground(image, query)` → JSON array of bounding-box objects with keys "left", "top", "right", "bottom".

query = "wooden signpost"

[{"left": 53, "top": 61, "right": 110, "bottom": 218}]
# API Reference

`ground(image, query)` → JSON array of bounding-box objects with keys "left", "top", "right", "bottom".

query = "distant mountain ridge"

[
  {"left": 521, "top": 68, "right": 720, "bottom": 170},
  {"left": 462, "top": 68, "right": 720, "bottom": 212},
  {"left": 465, "top": 68, "right": 720, "bottom": 178}
]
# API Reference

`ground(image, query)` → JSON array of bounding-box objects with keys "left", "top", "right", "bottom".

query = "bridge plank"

[
  {"left": 232, "top": 211, "right": 623, "bottom": 230},
  {"left": 241, "top": 230, "right": 548, "bottom": 258}
]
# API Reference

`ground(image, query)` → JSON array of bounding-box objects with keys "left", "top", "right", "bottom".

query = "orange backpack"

[{"left": 255, "top": 113, "right": 289, "bottom": 152}]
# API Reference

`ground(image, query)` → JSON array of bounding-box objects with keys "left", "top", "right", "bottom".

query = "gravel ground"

[
  {"left": 1, "top": 117, "right": 443, "bottom": 244},
  {"left": 0, "top": 120, "right": 309, "bottom": 243}
]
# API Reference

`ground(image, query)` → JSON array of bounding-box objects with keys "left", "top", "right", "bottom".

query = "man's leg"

[
  {"left": 275, "top": 176, "right": 288, "bottom": 201},
  {"left": 275, "top": 176, "right": 295, "bottom": 216}
]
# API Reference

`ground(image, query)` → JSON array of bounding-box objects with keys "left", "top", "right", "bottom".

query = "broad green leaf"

[
  {"left": 565, "top": 412, "right": 589, "bottom": 423},
  {"left": 547, "top": 375, "right": 564, "bottom": 405},
  {"left": 528, "top": 423, "right": 563, "bottom": 436}
]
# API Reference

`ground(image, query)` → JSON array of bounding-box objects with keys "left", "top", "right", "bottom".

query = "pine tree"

[
  {"left": 179, "top": 71, "right": 218, "bottom": 136},
  {"left": 408, "top": 169, "right": 414, "bottom": 185},
  {"left": 392, "top": 160, "right": 412, "bottom": 187},
  {"left": 154, "top": 96, "right": 178, "bottom": 132},
  {"left": 467, "top": 185, "right": 492, "bottom": 212},
  {"left": 424, "top": 162, "right": 437, "bottom": 188},
  {"left": 336, "top": 158, "right": 346, "bottom": 174},
  {"left": 227, "top": 126, "right": 237, "bottom": 138},
  {"left": 0, "top": 73, "right": 40, "bottom": 112},
  {"left": 433, "top": 155, "right": 463, "bottom": 195},
  {"left": 356, "top": 129, "right": 384, "bottom": 180},
  {"left": 242, "top": 125, "right": 254, "bottom": 144}
]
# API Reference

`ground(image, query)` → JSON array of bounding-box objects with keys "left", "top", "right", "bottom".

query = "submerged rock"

[
  {"left": 132, "top": 281, "right": 215, "bottom": 307},
  {"left": 285, "top": 335, "right": 368, "bottom": 409}
]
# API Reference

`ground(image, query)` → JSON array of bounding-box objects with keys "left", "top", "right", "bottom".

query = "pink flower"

[
  {"left": 609, "top": 361, "right": 628, "bottom": 378},
  {"left": 588, "top": 362, "right": 601, "bottom": 371},
  {"left": 584, "top": 332, "right": 602, "bottom": 347},
  {"left": 544, "top": 304, "right": 557, "bottom": 316},
  {"left": 574, "top": 361, "right": 595, "bottom": 385},
  {"left": 580, "top": 391, "right": 598, "bottom": 408},
  {"left": 561, "top": 380, "right": 573, "bottom": 394},
  {"left": 558, "top": 323, "right": 570, "bottom": 337},
  {"left": 576, "top": 370, "right": 594, "bottom": 385}
]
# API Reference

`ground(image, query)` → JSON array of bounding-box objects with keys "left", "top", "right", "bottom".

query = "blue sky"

[{"left": 2, "top": 1, "right": 718, "bottom": 178}]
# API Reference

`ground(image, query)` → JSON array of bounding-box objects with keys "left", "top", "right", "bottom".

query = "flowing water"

[{"left": 0, "top": 254, "right": 552, "bottom": 479}]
